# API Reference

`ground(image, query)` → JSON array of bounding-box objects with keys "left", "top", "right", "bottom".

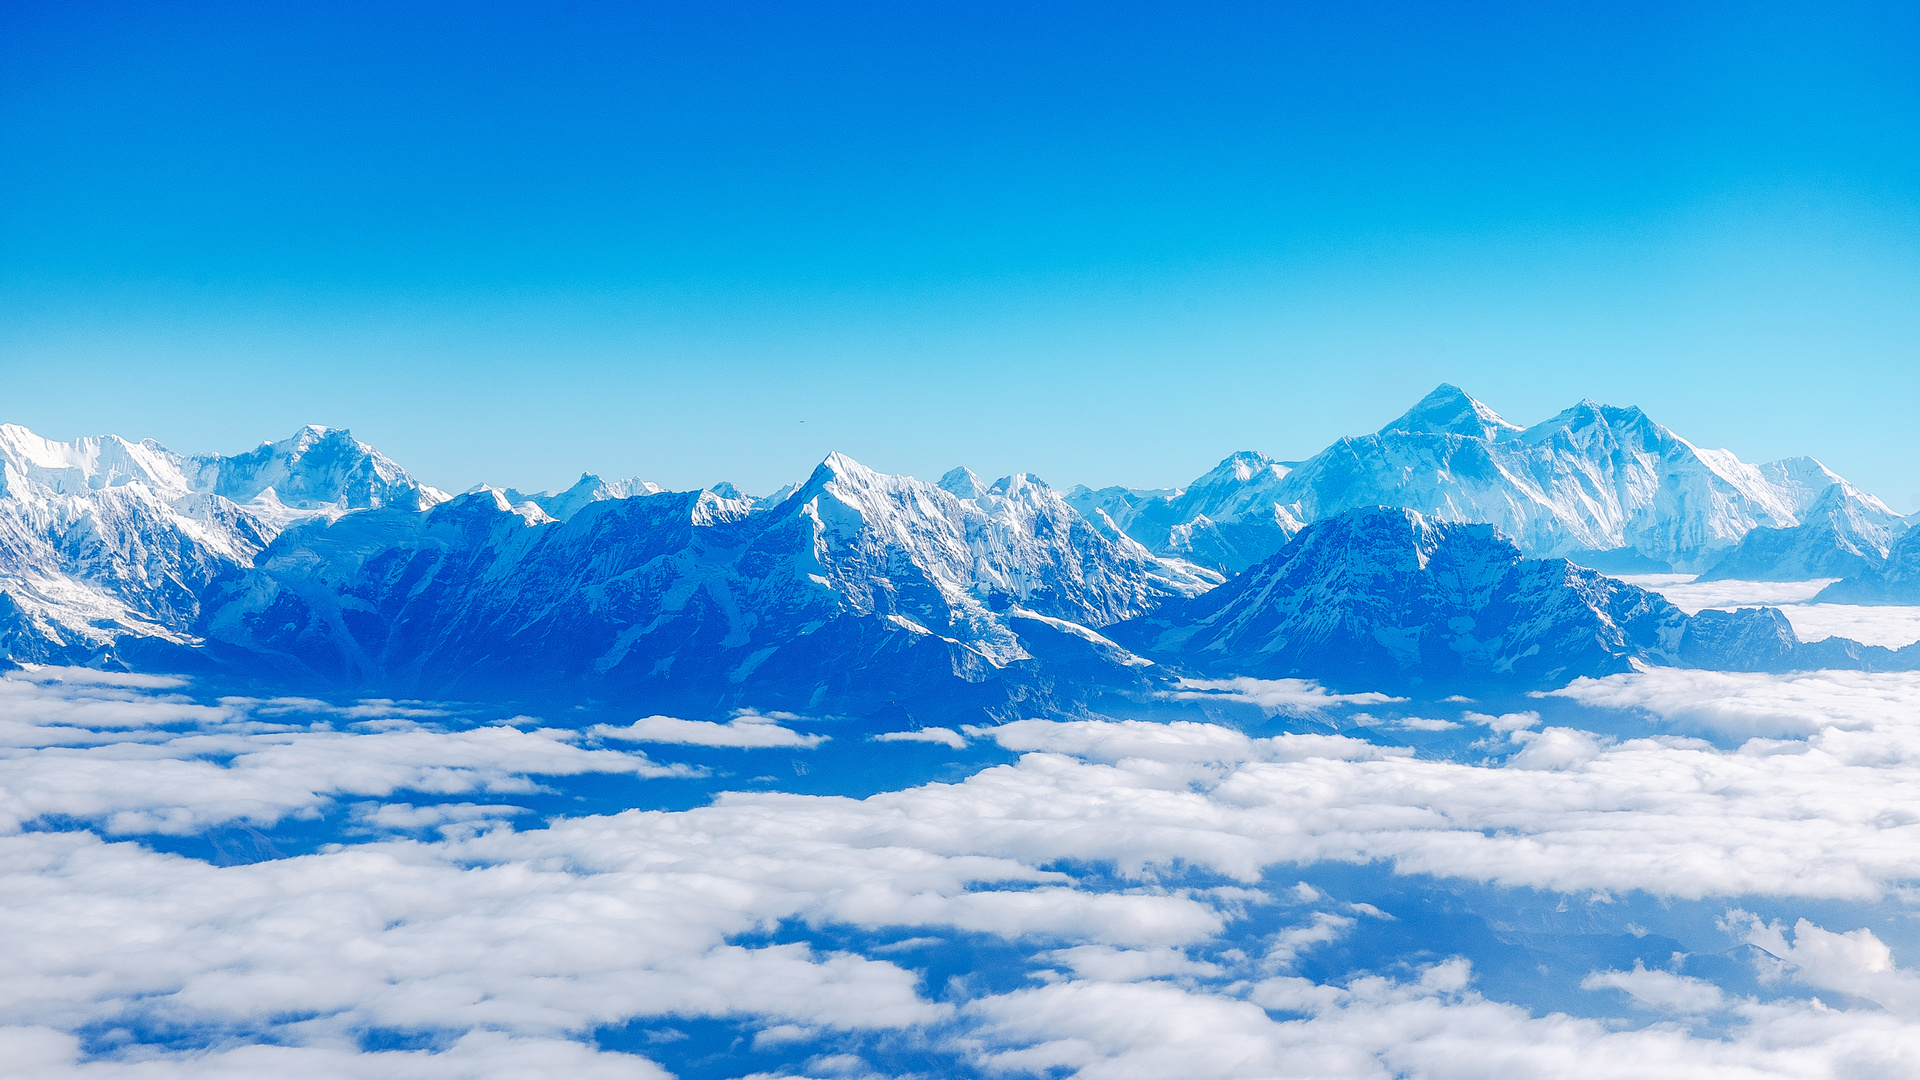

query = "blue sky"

[{"left": 2, "top": 1, "right": 1917, "bottom": 504}]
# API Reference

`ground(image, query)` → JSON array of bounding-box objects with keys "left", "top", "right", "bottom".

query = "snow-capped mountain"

[
  {"left": 193, "top": 452, "right": 1213, "bottom": 715},
  {"left": 185, "top": 425, "right": 449, "bottom": 525},
  {"left": 1697, "top": 481, "right": 1909, "bottom": 581},
  {"left": 1073, "top": 384, "right": 1888, "bottom": 574},
  {"left": 1067, "top": 452, "right": 1304, "bottom": 572},
  {"left": 0, "top": 424, "right": 444, "bottom": 666},
  {"left": 4, "top": 407, "right": 1906, "bottom": 707},
  {"left": 1812, "top": 526, "right": 1920, "bottom": 605},
  {"left": 1108, "top": 506, "right": 1916, "bottom": 691},
  {"left": 1109, "top": 506, "right": 1689, "bottom": 689},
  {"left": 499, "top": 474, "right": 665, "bottom": 522}
]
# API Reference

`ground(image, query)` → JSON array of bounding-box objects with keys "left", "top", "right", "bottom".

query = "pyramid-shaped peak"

[
  {"left": 1378, "top": 384, "right": 1522, "bottom": 441},
  {"left": 821, "top": 450, "right": 864, "bottom": 471},
  {"left": 938, "top": 467, "right": 986, "bottom": 500},
  {"left": 802, "top": 451, "right": 894, "bottom": 495},
  {"left": 285, "top": 424, "right": 348, "bottom": 447}
]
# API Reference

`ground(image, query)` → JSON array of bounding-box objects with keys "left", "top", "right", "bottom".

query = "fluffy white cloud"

[
  {"left": 1774, "top": 604, "right": 1920, "bottom": 648},
  {"left": 967, "top": 958, "right": 1920, "bottom": 1079},
  {"left": 218, "top": 695, "right": 455, "bottom": 720},
  {"left": 871, "top": 727, "right": 968, "bottom": 749},
  {"left": 1166, "top": 678, "right": 1404, "bottom": 713},
  {"left": 1620, "top": 576, "right": 1836, "bottom": 612},
  {"left": 933, "top": 698, "right": 1920, "bottom": 899},
  {"left": 1616, "top": 576, "right": 1920, "bottom": 647},
  {"left": 972, "top": 718, "right": 1411, "bottom": 766},
  {"left": 0, "top": 669, "right": 227, "bottom": 742},
  {"left": 0, "top": 677, "right": 696, "bottom": 835},
  {"left": 0, "top": 1028, "right": 669, "bottom": 1079},
  {"left": 1726, "top": 910, "right": 1920, "bottom": 1015},
  {"left": 1580, "top": 963, "right": 1726, "bottom": 1014},
  {"left": 17, "top": 667, "right": 1920, "bottom": 1075},
  {"left": 590, "top": 712, "right": 828, "bottom": 748},
  {"left": 1505, "top": 727, "right": 1605, "bottom": 771},
  {"left": 1548, "top": 669, "right": 1920, "bottom": 737},
  {"left": 1040, "top": 945, "right": 1224, "bottom": 983},
  {"left": 348, "top": 801, "right": 530, "bottom": 839}
]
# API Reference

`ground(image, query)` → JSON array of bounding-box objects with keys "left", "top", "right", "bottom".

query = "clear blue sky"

[{"left": 3, "top": 1, "right": 1917, "bottom": 505}]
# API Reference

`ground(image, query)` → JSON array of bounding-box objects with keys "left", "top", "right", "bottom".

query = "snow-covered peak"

[
  {"left": 987, "top": 472, "right": 1050, "bottom": 499},
  {"left": 0, "top": 424, "right": 192, "bottom": 496},
  {"left": 939, "top": 467, "right": 987, "bottom": 500},
  {"left": 453, "top": 486, "right": 556, "bottom": 525},
  {"left": 1378, "top": 384, "right": 1522, "bottom": 441},
  {"left": 1202, "top": 450, "right": 1291, "bottom": 486},
  {"left": 751, "top": 482, "right": 801, "bottom": 510},
  {"left": 505, "top": 473, "right": 664, "bottom": 522},
  {"left": 1181, "top": 452, "right": 1291, "bottom": 505},
  {"left": 1110, "top": 505, "right": 1696, "bottom": 691},
  {"left": 186, "top": 426, "right": 442, "bottom": 514},
  {"left": 1517, "top": 399, "right": 1661, "bottom": 450},
  {"left": 1754, "top": 456, "right": 1893, "bottom": 521},
  {"left": 774, "top": 450, "right": 1214, "bottom": 635}
]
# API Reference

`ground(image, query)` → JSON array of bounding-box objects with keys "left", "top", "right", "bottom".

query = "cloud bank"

[{"left": 7, "top": 667, "right": 1920, "bottom": 1076}]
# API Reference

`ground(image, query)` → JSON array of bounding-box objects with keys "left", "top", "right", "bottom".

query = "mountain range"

[
  {"left": 1113, "top": 506, "right": 1916, "bottom": 693},
  {"left": 3, "top": 388, "right": 1913, "bottom": 717},
  {"left": 1070, "top": 384, "right": 1907, "bottom": 576}
]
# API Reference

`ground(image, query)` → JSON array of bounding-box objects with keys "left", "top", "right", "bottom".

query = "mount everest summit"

[
  {"left": 2, "top": 386, "right": 1914, "bottom": 717},
  {"left": 1071, "top": 383, "right": 1906, "bottom": 576}
]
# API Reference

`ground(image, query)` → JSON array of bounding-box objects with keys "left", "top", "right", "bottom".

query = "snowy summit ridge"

[
  {"left": 0, "top": 388, "right": 1911, "bottom": 714},
  {"left": 1075, "top": 384, "right": 1900, "bottom": 575}
]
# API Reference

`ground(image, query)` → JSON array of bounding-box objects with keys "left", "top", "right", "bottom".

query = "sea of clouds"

[
  {"left": 1620, "top": 576, "right": 1920, "bottom": 648},
  {"left": 6, "top": 661, "right": 1920, "bottom": 1077}
]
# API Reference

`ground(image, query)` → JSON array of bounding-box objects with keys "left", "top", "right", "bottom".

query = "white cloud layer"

[
  {"left": 0, "top": 674, "right": 694, "bottom": 835},
  {"left": 870, "top": 727, "right": 968, "bottom": 749},
  {"left": 590, "top": 712, "right": 828, "bottom": 748},
  {"left": 1774, "top": 604, "right": 1920, "bottom": 648},
  {"left": 11, "top": 668, "right": 1920, "bottom": 1075},
  {"left": 1549, "top": 668, "right": 1920, "bottom": 737},
  {"left": 1619, "top": 576, "right": 1837, "bottom": 612},
  {"left": 1166, "top": 678, "right": 1404, "bottom": 712},
  {"left": 0, "top": 1029, "right": 669, "bottom": 1079},
  {"left": 1616, "top": 576, "right": 1920, "bottom": 647}
]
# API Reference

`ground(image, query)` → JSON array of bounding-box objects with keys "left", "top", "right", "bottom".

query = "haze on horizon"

[{"left": 2, "top": 1, "right": 1916, "bottom": 506}]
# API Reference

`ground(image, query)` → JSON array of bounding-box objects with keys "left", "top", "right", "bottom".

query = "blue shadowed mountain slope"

[
  {"left": 1813, "top": 526, "right": 1920, "bottom": 605},
  {"left": 0, "top": 424, "right": 442, "bottom": 667},
  {"left": 187, "top": 452, "right": 1210, "bottom": 719},
  {"left": 1698, "top": 481, "right": 1909, "bottom": 582},
  {"left": 2, "top": 405, "right": 1912, "bottom": 708},
  {"left": 1109, "top": 506, "right": 1920, "bottom": 692}
]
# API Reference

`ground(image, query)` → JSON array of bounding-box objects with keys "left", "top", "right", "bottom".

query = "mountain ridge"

[
  {"left": 1, "top": 389, "right": 1907, "bottom": 714},
  {"left": 1071, "top": 385, "right": 1898, "bottom": 575}
]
